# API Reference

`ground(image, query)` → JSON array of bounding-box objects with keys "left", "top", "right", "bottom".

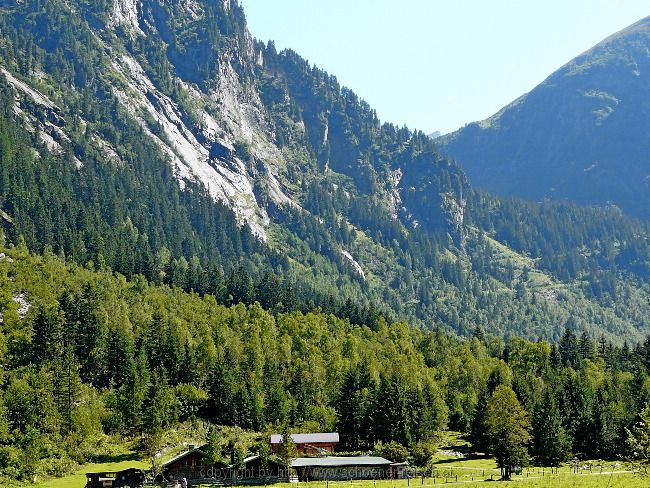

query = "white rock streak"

[
  {"left": 112, "top": 54, "right": 269, "bottom": 238},
  {"left": 389, "top": 168, "right": 403, "bottom": 219},
  {"left": 109, "top": 0, "right": 143, "bottom": 35},
  {"left": 341, "top": 250, "right": 366, "bottom": 280},
  {"left": 1, "top": 68, "right": 59, "bottom": 111}
]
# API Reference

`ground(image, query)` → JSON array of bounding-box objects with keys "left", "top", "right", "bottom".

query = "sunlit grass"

[
  {"left": 12, "top": 463, "right": 642, "bottom": 488},
  {"left": 5, "top": 432, "right": 641, "bottom": 488}
]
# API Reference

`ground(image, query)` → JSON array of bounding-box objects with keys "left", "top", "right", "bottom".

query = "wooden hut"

[
  {"left": 161, "top": 444, "right": 229, "bottom": 482},
  {"left": 84, "top": 468, "right": 145, "bottom": 488},
  {"left": 270, "top": 432, "right": 339, "bottom": 455}
]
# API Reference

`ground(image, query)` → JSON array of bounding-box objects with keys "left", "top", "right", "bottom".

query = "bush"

[
  {"left": 410, "top": 443, "right": 437, "bottom": 467},
  {"left": 42, "top": 455, "right": 77, "bottom": 478},
  {"left": 0, "top": 445, "right": 22, "bottom": 479},
  {"left": 374, "top": 441, "right": 409, "bottom": 463}
]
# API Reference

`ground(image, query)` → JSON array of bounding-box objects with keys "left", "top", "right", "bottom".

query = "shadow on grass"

[
  {"left": 91, "top": 451, "right": 143, "bottom": 464},
  {"left": 432, "top": 454, "right": 491, "bottom": 466}
]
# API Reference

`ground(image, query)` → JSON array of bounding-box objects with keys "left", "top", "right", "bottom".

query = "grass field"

[
  {"left": 12, "top": 457, "right": 643, "bottom": 488},
  {"left": 272, "top": 474, "right": 645, "bottom": 488},
  {"left": 4, "top": 431, "right": 644, "bottom": 488}
]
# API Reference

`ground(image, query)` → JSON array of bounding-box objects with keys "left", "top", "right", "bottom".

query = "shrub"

[{"left": 374, "top": 441, "right": 409, "bottom": 463}]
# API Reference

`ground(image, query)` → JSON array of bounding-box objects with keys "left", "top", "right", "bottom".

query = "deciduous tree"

[{"left": 484, "top": 385, "right": 531, "bottom": 480}]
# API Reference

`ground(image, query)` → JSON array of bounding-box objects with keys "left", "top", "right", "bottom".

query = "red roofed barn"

[{"left": 270, "top": 432, "right": 339, "bottom": 455}]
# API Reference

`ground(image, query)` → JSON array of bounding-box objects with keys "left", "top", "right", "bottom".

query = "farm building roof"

[
  {"left": 270, "top": 432, "right": 339, "bottom": 445},
  {"left": 291, "top": 456, "right": 392, "bottom": 467},
  {"left": 162, "top": 444, "right": 208, "bottom": 467}
]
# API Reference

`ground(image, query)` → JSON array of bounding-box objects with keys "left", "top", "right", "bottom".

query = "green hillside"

[
  {"left": 0, "top": 246, "right": 648, "bottom": 483},
  {"left": 0, "top": 0, "right": 647, "bottom": 342}
]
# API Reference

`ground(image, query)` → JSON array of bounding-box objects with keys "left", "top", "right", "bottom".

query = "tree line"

[{"left": 1, "top": 247, "right": 650, "bottom": 481}]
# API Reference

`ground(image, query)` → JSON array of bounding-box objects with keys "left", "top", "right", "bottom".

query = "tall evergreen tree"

[
  {"left": 532, "top": 389, "right": 571, "bottom": 466},
  {"left": 469, "top": 388, "right": 490, "bottom": 454},
  {"left": 559, "top": 327, "right": 581, "bottom": 368}
]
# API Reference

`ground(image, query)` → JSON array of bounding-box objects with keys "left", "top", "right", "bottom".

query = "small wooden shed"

[
  {"left": 270, "top": 432, "right": 339, "bottom": 455},
  {"left": 161, "top": 444, "right": 229, "bottom": 481},
  {"left": 85, "top": 468, "right": 145, "bottom": 488}
]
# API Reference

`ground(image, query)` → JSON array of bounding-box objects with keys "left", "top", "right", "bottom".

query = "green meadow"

[{"left": 14, "top": 456, "right": 643, "bottom": 488}]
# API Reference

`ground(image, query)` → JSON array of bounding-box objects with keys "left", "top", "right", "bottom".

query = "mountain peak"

[
  {"left": 439, "top": 15, "right": 650, "bottom": 219},
  {"left": 547, "top": 15, "right": 650, "bottom": 82}
]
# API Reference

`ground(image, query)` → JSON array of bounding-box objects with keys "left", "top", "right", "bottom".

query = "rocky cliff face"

[
  {"left": 3, "top": 0, "right": 648, "bottom": 340},
  {"left": 105, "top": 0, "right": 302, "bottom": 239},
  {"left": 440, "top": 16, "right": 650, "bottom": 220},
  {"left": 0, "top": 0, "right": 468, "bottom": 242}
]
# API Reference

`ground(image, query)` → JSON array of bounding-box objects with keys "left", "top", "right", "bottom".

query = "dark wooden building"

[
  {"left": 85, "top": 473, "right": 114, "bottom": 488},
  {"left": 291, "top": 456, "right": 392, "bottom": 481},
  {"left": 85, "top": 468, "right": 145, "bottom": 488},
  {"left": 161, "top": 444, "right": 229, "bottom": 481},
  {"left": 160, "top": 445, "right": 285, "bottom": 483},
  {"left": 270, "top": 432, "right": 339, "bottom": 455}
]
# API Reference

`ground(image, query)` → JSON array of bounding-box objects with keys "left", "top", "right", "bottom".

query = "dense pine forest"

[{"left": 0, "top": 246, "right": 649, "bottom": 481}]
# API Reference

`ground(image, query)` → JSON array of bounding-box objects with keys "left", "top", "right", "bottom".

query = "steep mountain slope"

[
  {"left": 440, "top": 16, "right": 650, "bottom": 220},
  {"left": 0, "top": 0, "right": 648, "bottom": 342}
]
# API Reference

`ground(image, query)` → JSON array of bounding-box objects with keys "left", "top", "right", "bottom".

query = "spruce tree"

[
  {"left": 559, "top": 328, "right": 580, "bottom": 368},
  {"left": 578, "top": 331, "right": 595, "bottom": 360},
  {"left": 278, "top": 424, "right": 297, "bottom": 469},
  {"left": 469, "top": 389, "right": 490, "bottom": 454},
  {"left": 203, "top": 425, "right": 223, "bottom": 466},
  {"left": 532, "top": 389, "right": 571, "bottom": 466}
]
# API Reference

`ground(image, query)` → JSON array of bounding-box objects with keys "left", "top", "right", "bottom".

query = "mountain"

[
  {"left": 0, "top": 3, "right": 650, "bottom": 483},
  {"left": 0, "top": 0, "right": 648, "bottom": 344},
  {"left": 439, "top": 16, "right": 650, "bottom": 220}
]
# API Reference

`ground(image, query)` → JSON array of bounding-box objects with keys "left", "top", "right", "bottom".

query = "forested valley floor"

[{"left": 1, "top": 246, "right": 650, "bottom": 484}]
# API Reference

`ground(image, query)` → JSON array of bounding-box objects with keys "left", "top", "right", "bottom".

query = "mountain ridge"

[
  {"left": 0, "top": 0, "right": 648, "bottom": 343},
  {"left": 439, "top": 14, "right": 650, "bottom": 219}
]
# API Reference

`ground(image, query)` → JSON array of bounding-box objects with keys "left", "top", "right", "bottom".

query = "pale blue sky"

[{"left": 241, "top": 0, "right": 649, "bottom": 135}]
